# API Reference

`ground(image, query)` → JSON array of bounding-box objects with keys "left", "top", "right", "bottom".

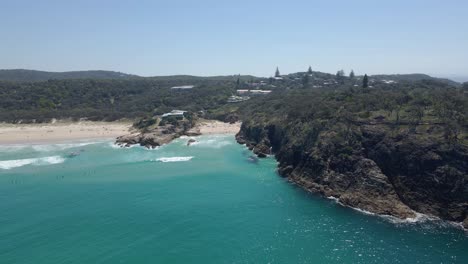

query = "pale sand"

[
  {"left": 196, "top": 120, "right": 241, "bottom": 135},
  {"left": 0, "top": 120, "right": 240, "bottom": 145},
  {"left": 0, "top": 121, "right": 132, "bottom": 145}
]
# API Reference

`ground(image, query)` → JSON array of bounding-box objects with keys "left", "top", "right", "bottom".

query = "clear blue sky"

[{"left": 1, "top": 0, "right": 467, "bottom": 78}]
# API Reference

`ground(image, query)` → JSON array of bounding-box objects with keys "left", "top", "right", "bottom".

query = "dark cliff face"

[
  {"left": 236, "top": 121, "right": 468, "bottom": 228},
  {"left": 361, "top": 126, "right": 468, "bottom": 223}
]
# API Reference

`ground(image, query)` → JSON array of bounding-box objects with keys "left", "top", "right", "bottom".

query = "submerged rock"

[{"left": 187, "top": 138, "right": 197, "bottom": 146}]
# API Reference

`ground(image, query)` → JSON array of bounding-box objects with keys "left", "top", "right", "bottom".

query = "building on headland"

[
  {"left": 171, "top": 85, "right": 195, "bottom": 90},
  {"left": 227, "top": 95, "right": 250, "bottom": 103},
  {"left": 236, "top": 89, "right": 250, "bottom": 95},
  {"left": 236, "top": 89, "right": 272, "bottom": 96},
  {"left": 249, "top": 90, "right": 271, "bottom": 95},
  {"left": 161, "top": 110, "right": 187, "bottom": 118}
]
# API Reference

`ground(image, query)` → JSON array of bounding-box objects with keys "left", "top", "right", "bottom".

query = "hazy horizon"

[{"left": 1, "top": 0, "right": 467, "bottom": 79}]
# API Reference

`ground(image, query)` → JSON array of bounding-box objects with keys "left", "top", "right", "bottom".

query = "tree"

[
  {"left": 349, "top": 70, "right": 355, "bottom": 79},
  {"left": 302, "top": 74, "right": 310, "bottom": 88},
  {"left": 275, "top": 67, "right": 281, "bottom": 77},
  {"left": 336, "top": 70, "right": 345, "bottom": 78},
  {"left": 236, "top": 76, "right": 240, "bottom": 88},
  {"left": 307, "top": 66, "right": 313, "bottom": 74},
  {"left": 336, "top": 69, "right": 346, "bottom": 84},
  {"left": 362, "top": 74, "right": 369, "bottom": 88}
]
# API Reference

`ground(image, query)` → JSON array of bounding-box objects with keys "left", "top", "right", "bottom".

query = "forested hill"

[
  {"left": 370, "top": 73, "right": 460, "bottom": 86},
  {"left": 0, "top": 69, "right": 140, "bottom": 82},
  {"left": 0, "top": 69, "right": 260, "bottom": 83},
  {"left": 0, "top": 78, "right": 241, "bottom": 122},
  {"left": 0, "top": 68, "right": 464, "bottom": 124}
]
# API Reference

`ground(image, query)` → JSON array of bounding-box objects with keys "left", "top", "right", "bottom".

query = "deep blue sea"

[{"left": 0, "top": 135, "right": 467, "bottom": 263}]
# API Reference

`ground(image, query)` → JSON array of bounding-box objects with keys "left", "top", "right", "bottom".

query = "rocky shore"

[
  {"left": 115, "top": 118, "right": 241, "bottom": 148},
  {"left": 116, "top": 120, "right": 201, "bottom": 148},
  {"left": 236, "top": 122, "right": 468, "bottom": 229}
]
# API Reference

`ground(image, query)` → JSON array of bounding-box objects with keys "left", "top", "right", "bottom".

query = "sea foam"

[
  {"left": 0, "top": 141, "right": 101, "bottom": 153},
  {"left": 32, "top": 142, "right": 100, "bottom": 152},
  {"left": 156, "top": 156, "right": 193, "bottom": 163},
  {"left": 326, "top": 195, "right": 465, "bottom": 230},
  {"left": 0, "top": 156, "right": 65, "bottom": 170},
  {"left": 188, "top": 136, "right": 232, "bottom": 149}
]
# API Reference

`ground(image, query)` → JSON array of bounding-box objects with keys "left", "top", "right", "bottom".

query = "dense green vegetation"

[
  {"left": 371, "top": 73, "right": 460, "bottom": 86},
  {"left": 219, "top": 77, "right": 467, "bottom": 145},
  {"left": 0, "top": 77, "right": 251, "bottom": 122}
]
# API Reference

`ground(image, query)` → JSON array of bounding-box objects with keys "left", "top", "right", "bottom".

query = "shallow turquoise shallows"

[{"left": 0, "top": 135, "right": 466, "bottom": 264}]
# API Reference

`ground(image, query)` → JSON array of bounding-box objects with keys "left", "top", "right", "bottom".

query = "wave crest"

[{"left": 0, "top": 156, "right": 65, "bottom": 170}]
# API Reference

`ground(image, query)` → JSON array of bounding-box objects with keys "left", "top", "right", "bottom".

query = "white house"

[
  {"left": 171, "top": 85, "right": 195, "bottom": 90},
  {"left": 227, "top": 96, "right": 250, "bottom": 103},
  {"left": 236, "top": 89, "right": 250, "bottom": 95},
  {"left": 249, "top": 90, "right": 272, "bottom": 95},
  {"left": 162, "top": 110, "right": 187, "bottom": 118}
]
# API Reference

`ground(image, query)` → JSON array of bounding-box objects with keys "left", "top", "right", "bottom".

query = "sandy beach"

[
  {"left": 0, "top": 121, "right": 133, "bottom": 145},
  {"left": 196, "top": 120, "right": 241, "bottom": 135},
  {"left": 0, "top": 120, "right": 241, "bottom": 145}
]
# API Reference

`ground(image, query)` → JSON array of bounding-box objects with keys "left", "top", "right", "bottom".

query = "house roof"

[
  {"left": 161, "top": 110, "right": 187, "bottom": 117},
  {"left": 171, "top": 85, "right": 195, "bottom": 89}
]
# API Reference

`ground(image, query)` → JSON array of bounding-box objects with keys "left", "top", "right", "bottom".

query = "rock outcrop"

[
  {"left": 116, "top": 120, "right": 200, "bottom": 148},
  {"left": 237, "top": 122, "right": 468, "bottom": 228}
]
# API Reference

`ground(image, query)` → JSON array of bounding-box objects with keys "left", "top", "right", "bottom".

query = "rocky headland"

[{"left": 236, "top": 122, "right": 468, "bottom": 229}]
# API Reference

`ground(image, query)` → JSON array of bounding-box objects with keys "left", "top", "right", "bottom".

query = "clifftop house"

[
  {"left": 171, "top": 85, "right": 195, "bottom": 90},
  {"left": 236, "top": 89, "right": 271, "bottom": 96},
  {"left": 161, "top": 110, "right": 187, "bottom": 118}
]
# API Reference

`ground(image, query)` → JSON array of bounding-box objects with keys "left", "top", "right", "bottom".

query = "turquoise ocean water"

[{"left": 0, "top": 135, "right": 467, "bottom": 263}]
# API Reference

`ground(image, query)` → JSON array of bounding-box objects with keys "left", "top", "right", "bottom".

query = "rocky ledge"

[
  {"left": 116, "top": 120, "right": 201, "bottom": 148},
  {"left": 236, "top": 122, "right": 468, "bottom": 229}
]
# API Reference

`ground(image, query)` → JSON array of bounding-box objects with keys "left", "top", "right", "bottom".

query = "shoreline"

[
  {"left": 0, "top": 121, "right": 133, "bottom": 145},
  {"left": 0, "top": 120, "right": 241, "bottom": 145}
]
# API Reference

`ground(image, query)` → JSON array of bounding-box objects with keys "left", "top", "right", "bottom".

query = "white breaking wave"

[
  {"left": 0, "top": 141, "right": 101, "bottom": 153},
  {"left": 189, "top": 137, "right": 232, "bottom": 149},
  {"left": 156, "top": 156, "right": 193, "bottom": 163},
  {"left": 109, "top": 142, "right": 139, "bottom": 149},
  {"left": 0, "top": 156, "right": 65, "bottom": 170},
  {"left": 326, "top": 195, "right": 465, "bottom": 229},
  {"left": 32, "top": 142, "right": 100, "bottom": 152}
]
